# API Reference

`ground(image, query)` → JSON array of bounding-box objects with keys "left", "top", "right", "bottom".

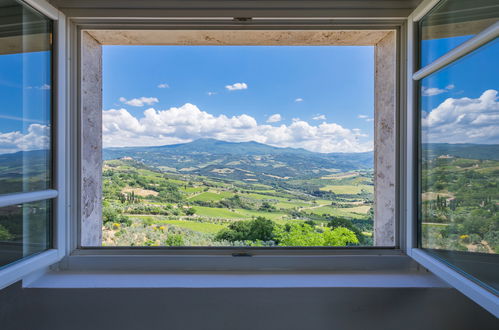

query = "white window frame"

[
  {"left": 0, "top": 0, "right": 67, "bottom": 290},
  {"left": 405, "top": 0, "right": 499, "bottom": 317},
  {"left": 6, "top": 2, "right": 497, "bottom": 317},
  {"left": 54, "top": 16, "right": 412, "bottom": 272}
]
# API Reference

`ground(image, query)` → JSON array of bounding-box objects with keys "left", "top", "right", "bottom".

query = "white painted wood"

[
  {"left": 26, "top": 269, "right": 447, "bottom": 289},
  {"left": 0, "top": 190, "right": 58, "bottom": 208},
  {"left": 411, "top": 249, "right": 499, "bottom": 318},
  {"left": 54, "top": 11, "right": 68, "bottom": 258},
  {"left": 405, "top": 13, "right": 416, "bottom": 256},
  {"left": 0, "top": 249, "right": 60, "bottom": 290},
  {"left": 23, "top": 0, "right": 59, "bottom": 20},
  {"left": 413, "top": 22, "right": 499, "bottom": 80},
  {"left": 411, "top": 0, "right": 440, "bottom": 22}
]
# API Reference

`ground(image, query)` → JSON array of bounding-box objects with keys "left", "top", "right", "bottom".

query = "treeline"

[{"left": 214, "top": 217, "right": 360, "bottom": 247}]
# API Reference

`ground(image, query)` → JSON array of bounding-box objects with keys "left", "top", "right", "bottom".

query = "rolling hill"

[{"left": 103, "top": 138, "right": 374, "bottom": 181}]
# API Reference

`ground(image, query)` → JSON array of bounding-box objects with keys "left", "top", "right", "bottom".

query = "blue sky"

[
  {"left": 0, "top": 38, "right": 497, "bottom": 154},
  {"left": 101, "top": 45, "right": 376, "bottom": 153},
  {"left": 103, "top": 46, "right": 374, "bottom": 131}
]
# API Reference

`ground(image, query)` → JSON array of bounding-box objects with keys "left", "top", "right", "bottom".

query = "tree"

[
  {"left": 322, "top": 227, "right": 359, "bottom": 246},
  {"left": 215, "top": 217, "right": 275, "bottom": 242},
  {"left": 274, "top": 223, "right": 323, "bottom": 246},
  {"left": 274, "top": 223, "right": 359, "bottom": 247}
]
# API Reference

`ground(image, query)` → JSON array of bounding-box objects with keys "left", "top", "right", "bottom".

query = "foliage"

[
  {"left": 274, "top": 223, "right": 358, "bottom": 247},
  {"left": 215, "top": 217, "right": 275, "bottom": 242},
  {"left": 0, "top": 224, "right": 12, "bottom": 241}
]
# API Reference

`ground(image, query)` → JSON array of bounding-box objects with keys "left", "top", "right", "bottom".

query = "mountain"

[
  {"left": 422, "top": 143, "right": 499, "bottom": 161},
  {"left": 104, "top": 139, "right": 374, "bottom": 181}
]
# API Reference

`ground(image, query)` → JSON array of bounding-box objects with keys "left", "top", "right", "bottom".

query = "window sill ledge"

[{"left": 25, "top": 270, "right": 449, "bottom": 289}]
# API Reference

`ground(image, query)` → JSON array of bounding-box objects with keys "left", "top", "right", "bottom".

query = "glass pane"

[
  {"left": 0, "top": 200, "right": 52, "bottom": 268},
  {"left": 0, "top": 0, "right": 53, "bottom": 195},
  {"left": 420, "top": 39, "right": 499, "bottom": 293},
  {"left": 419, "top": 0, "right": 499, "bottom": 68},
  {"left": 97, "top": 44, "right": 376, "bottom": 247}
]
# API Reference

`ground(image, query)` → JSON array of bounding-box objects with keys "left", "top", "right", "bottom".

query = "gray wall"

[{"left": 1, "top": 282, "right": 497, "bottom": 330}]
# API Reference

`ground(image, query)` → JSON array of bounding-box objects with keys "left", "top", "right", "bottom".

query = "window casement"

[
  {"left": 0, "top": 0, "right": 496, "bottom": 318},
  {"left": 406, "top": 0, "right": 499, "bottom": 317},
  {"left": 0, "top": 0, "right": 66, "bottom": 289}
]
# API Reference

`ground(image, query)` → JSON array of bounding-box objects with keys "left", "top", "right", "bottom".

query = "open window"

[
  {"left": 76, "top": 29, "right": 398, "bottom": 249},
  {"left": 407, "top": 0, "right": 499, "bottom": 317},
  {"left": 0, "top": 0, "right": 66, "bottom": 289}
]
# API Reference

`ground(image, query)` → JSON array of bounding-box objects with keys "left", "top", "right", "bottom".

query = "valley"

[{"left": 101, "top": 139, "right": 374, "bottom": 247}]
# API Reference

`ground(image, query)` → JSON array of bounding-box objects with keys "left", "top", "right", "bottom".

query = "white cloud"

[
  {"left": 119, "top": 96, "right": 159, "bottom": 107},
  {"left": 207, "top": 92, "right": 217, "bottom": 96},
  {"left": 102, "top": 103, "right": 372, "bottom": 153},
  {"left": 0, "top": 124, "right": 50, "bottom": 154},
  {"left": 225, "top": 82, "right": 248, "bottom": 91},
  {"left": 422, "top": 89, "right": 499, "bottom": 144},
  {"left": 421, "top": 84, "right": 455, "bottom": 96},
  {"left": 357, "top": 114, "right": 373, "bottom": 122},
  {"left": 266, "top": 114, "right": 282, "bottom": 123},
  {"left": 26, "top": 84, "right": 51, "bottom": 90},
  {"left": 295, "top": 98, "right": 304, "bottom": 102},
  {"left": 312, "top": 114, "right": 326, "bottom": 121},
  {"left": 157, "top": 83, "right": 169, "bottom": 88}
]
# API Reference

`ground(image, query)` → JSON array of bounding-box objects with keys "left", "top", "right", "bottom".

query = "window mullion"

[{"left": 0, "top": 190, "right": 58, "bottom": 208}]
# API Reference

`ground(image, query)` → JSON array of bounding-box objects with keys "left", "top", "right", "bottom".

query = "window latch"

[
  {"left": 232, "top": 252, "right": 252, "bottom": 257},
  {"left": 233, "top": 17, "right": 253, "bottom": 22}
]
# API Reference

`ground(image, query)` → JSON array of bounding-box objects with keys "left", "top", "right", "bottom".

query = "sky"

[
  {"left": 0, "top": 38, "right": 497, "bottom": 155},
  {"left": 101, "top": 45, "right": 375, "bottom": 153}
]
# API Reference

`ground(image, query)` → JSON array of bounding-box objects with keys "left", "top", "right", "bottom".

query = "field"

[
  {"left": 101, "top": 155, "right": 374, "bottom": 247},
  {"left": 420, "top": 152, "right": 499, "bottom": 254}
]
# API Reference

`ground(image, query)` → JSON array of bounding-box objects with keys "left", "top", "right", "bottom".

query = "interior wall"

[{"left": 0, "top": 282, "right": 497, "bottom": 330}]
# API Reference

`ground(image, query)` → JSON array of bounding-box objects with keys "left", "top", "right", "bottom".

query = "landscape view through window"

[{"left": 101, "top": 45, "right": 376, "bottom": 247}]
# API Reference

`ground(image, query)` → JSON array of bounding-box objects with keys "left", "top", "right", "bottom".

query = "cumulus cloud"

[
  {"left": 357, "top": 114, "right": 373, "bottom": 122},
  {"left": 119, "top": 96, "right": 159, "bottom": 107},
  {"left": 266, "top": 114, "right": 282, "bottom": 123},
  {"left": 157, "top": 83, "right": 169, "bottom": 88},
  {"left": 312, "top": 114, "right": 326, "bottom": 121},
  {"left": 0, "top": 124, "right": 50, "bottom": 154},
  {"left": 225, "top": 82, "right": 248, "bottom": 91},
  {"left": 422, "top": 89, "right": 499, "bottom": 144},
  {"left": 102, "top": 103, "right": 372, "bottom": 153},
  {"left": 422, "top": 84, "right": 455, "bottom": 96},
  {"left": 295, "top": 98, "right": 304, "bottom": 102}
]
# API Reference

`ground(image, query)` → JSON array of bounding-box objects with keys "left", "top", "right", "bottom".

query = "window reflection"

[
  {"left": 420, "top": 39, "right": 499, "bottom": 292},
  {"left": 0, "top": 0, "right": 52, "bottom": 195},
  {"left": 0, "top": 200, "right": 52, "bottom": 268},
  {"left": 419, "top": 0, "right": 499, "bottom": 67}
]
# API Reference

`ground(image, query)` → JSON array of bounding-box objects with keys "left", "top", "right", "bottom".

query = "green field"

[
  {"left": 101, "top": 158, "right": 374, "bottom": 247},
  {"left": 320, "top": 184, "right": 373, "bottom": 194}
]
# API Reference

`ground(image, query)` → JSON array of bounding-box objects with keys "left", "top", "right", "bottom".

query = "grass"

[
  {"left": 275, "top": 201, "right": 310, "bottom": 209},
  {"left": 194, "top": 206, "right": 247, "bottom": 218},
  {"left": 347, "top": 205, "right": 371, "bottom": 214},
  {"left": 307, "top": 206, "right": 366, "bottom": 219},
  {"left": 320, "top": 184, "right": 374, "bottom": 194},
  {"left": 233, "top": 208, "right": 287, "bottom": 221},
  {"left": 154, "top": 219, "right": 225, "bottom": 234},
  {"left": 189, "top": 191, "right": 233, "bottom": 201}
]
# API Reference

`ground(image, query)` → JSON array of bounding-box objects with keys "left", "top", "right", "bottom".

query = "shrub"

[{"left": 215, "top": 217, "right": 275, "bottom": 242}]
